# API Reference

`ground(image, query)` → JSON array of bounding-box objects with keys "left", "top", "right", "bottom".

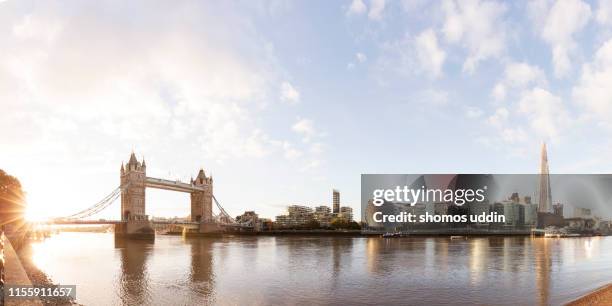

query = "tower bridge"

[
  {"left": 120, "top": 152, "right": 213, "bottom": 224},
  {"left": 49, "top": 152, "right": 252, "bottom": 239}
]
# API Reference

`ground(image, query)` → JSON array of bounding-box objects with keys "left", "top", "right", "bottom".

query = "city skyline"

[{"left": 3, "top": 1, "right": 612, "bottom": 221}]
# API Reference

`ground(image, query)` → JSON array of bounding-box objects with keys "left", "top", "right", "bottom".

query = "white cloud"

[
  {"left": 596, "top": 0, "right": 612, "bottom": 26},
  {"left": 486, "top": 107, "right": 509, "bottom": 127},
  {"left": 420, "top": 88, "right": 448, "bottom": 106},
  {"left": 492, "top": 83, "right": 506, "bottom": 101},
  {"left": 244, "top": 129, "right": 276, "bottom": 158},
  {"left": 531, "top": 0, "right": 592, "bottom": 78},
  {"left": 368, "top": 0, "right": 386, "bottom": 20},
  {"left": 356, "top": 52, "right": 367, "bottom": 63},
  {"left": 345, "top": 0, "right": 387, "bottom": 21},
  {"left": 501, "top": 127, "right": 527, "bottom": 143},
  {"left": 441, "top": 0, "right": 507, "bottom": 73},
  {"left": 292, "top": 118, "right": 316, "bottom": 142},
  {"left": 280, "top": 81, "right": 300, "bottom": 104},
  {"left": 12, "top": 14, "right": 62, "bottom": 42},
  {"left": 282, "top": 141, "right": 302, "bottom": 160},
  {"left": 483, "top": 88, "right": 570, "bottom": 146},
  {"left": 375, "top": 35, "right": 414, "bottom": 78},
  {"left": 482, "top": 106, "right": 527, "bottom": 151},
  {"left": 504, "top": 62, "right": 547, "bottom": 88},
  {"left": 518, "top": 87, "right": 570, "bottom": 141},
  {"left": 300, "top": 159, "right": 322, "bottom": 172},
  {"left": 347, "top": 0, "right": 367, "bottom": 16},
  {"left": 309, "top": 142, "right": 324, "bottom": 154},
  {"left": 415, "top": 28, "right": 446, "bottom": 78},
  {"left": 289, "top": 119, "right": 325, "bottom": 172},
  {"left": 573, "top": 38, "right": 612, "bottom": 119},
  {"left": 491, "top": 62, "right": 547, "bottom": 101},
  {"left": 465, "top": 106, "right": 483, "bottom": 118},
  {"left": 376, "top": 31, "right": 446, "bottom": 79},
  {"left": 401, "top": 0, "right": 428, "bottom": 13},
  {"left": 347, "top": 52, "right": 367, "bottom": 70}
]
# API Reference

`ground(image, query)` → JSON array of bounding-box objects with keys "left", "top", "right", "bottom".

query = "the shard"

[{"left": 538, "top": 142, "right": 552, "bottom": 213}]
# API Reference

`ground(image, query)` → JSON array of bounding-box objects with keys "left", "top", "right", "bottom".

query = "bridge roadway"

[
  {"left": 47, "top": 220, "right": 199, "bottom": 225},
  {"left": 46, "top": 219, "right": 252, "bottom": 228},
  {"left": 145, "top": 177, "right": 206, "bottom": 193}
]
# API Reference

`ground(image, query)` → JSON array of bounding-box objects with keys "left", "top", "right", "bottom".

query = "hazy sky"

[{"left": 3, "top": 0, "right": 612, "bottom": 221}]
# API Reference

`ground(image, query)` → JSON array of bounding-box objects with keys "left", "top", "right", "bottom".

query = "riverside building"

[
  {"left": 333, "top": 189, "right": 340, "bottom": 215},
  {"left": 339, "top": 207, "right": 354, "bottom": 222},
  {"left": 275, "top": 205, "right": 314, "bottom": 228},
  {"left": 314, "top": 206, "right": 332, "bottom": 227}
]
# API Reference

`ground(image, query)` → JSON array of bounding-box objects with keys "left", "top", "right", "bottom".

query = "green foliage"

[
  {"left": 0, "top": 169, "right": 25, "bottom": 224},
  {"left": 330, "top": 218, "right": 360, "bottom": 230},
  {"left": 274, "top": 219, "right": 321, "bottom": 230},
  {"left": 304, "top": 220, "right": 320, "bottom": 229}
]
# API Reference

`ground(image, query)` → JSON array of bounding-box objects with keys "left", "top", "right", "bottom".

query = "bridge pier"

[
  {"left": 198, "top": 221, "right": 224, "bottom": 234},
  {"left": 115, "top": 220, "right": 155, "bottom": 240}
]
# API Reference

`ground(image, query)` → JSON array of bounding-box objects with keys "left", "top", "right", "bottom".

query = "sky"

[{"left": 2, "top": 0, "right": 612, "bottom": 221}]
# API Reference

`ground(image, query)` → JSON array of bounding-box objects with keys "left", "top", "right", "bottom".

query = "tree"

[
  {"left": 303, "top": 220, "right": 320, "bottom": 230},
  {"left": 0, "top": 169, "right": 26, "bottom": 226},
  {"left": 347, "top": 221, "right": 361, "bottom": 230},
  {"left": 330, "top": 217, "right": 348, "bottom": 229},
  {"left": 330, "top": 217, "right": 361, "bottom": 230}
]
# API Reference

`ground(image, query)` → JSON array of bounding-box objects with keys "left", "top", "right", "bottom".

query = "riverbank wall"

[
  {"left": 3, "top": 236, "right": 43, "bottom": 306},
  {"left": 567, "top": 283, "right": 612, "bottom": 306}
]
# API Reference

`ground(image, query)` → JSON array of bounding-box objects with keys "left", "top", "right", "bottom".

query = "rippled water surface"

[{"left": 30, "top": 233, "right": 612, "bottom": 305}]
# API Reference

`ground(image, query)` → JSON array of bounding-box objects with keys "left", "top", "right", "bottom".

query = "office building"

[
  {"left": 553, "top": 203, "right": 564, "bottom": 216},
  {"left": 574, "top": 207, "right": 591, "bottom": 219}
]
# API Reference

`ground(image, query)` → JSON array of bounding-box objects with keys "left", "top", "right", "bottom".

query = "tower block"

[{"left": 190, "top": 169, "right": 213, "bottom": 222}]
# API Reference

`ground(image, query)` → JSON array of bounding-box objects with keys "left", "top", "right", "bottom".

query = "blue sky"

[{"left": 2, "top": 0, "right": 612, "bottom": 221}]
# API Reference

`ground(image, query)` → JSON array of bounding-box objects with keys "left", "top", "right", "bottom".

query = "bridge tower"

[
  {"left": 120, "top": 152, "right": 147, "bottom": 221},
  {"left": 117, "top": 152, "right": 153, "bottom": 240},
  {"left": 190, "top": 169, "right": 213, "bottom": 222}
]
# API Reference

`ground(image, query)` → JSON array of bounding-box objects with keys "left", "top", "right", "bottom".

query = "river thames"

[{"left": 29, "top": 233, "right": 612, "bottom": 305}]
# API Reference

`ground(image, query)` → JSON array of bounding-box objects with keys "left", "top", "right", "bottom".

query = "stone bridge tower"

[
  {"left": 120, "top": 152, "right": 147, "bottom": 221},
  {"left": 190, "top": 169, "right": 213, "bottom": 222}
]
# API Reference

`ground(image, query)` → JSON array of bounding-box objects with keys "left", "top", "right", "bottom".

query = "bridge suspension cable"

[
  {"left": 212, "top": 195, "right": 237, "bottom": 224},
  {"left": 60, "top": 184, "right": 127, "bottom": 220}
]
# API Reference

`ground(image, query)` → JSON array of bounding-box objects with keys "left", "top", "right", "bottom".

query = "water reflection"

[
  {"left": 114, "top": 238, "right": 153, "bottom": 305},
  {"left": 469, "top": 238, "right": 487, "bottom": 285},
  {"left": 433, "top": 238, "right": 449, "bottom": 272},
  {"left": 534, "top": 238, "right": 552, "bottom": 306},
  {"left": 29, "top": 234, "right": 612, "bottom": 306},
  {"left": 332, "top": 238, "right": 352, "bottom": 277},
  {"left": 184, "top": 238, "right": 215, "bottom": 300}
]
